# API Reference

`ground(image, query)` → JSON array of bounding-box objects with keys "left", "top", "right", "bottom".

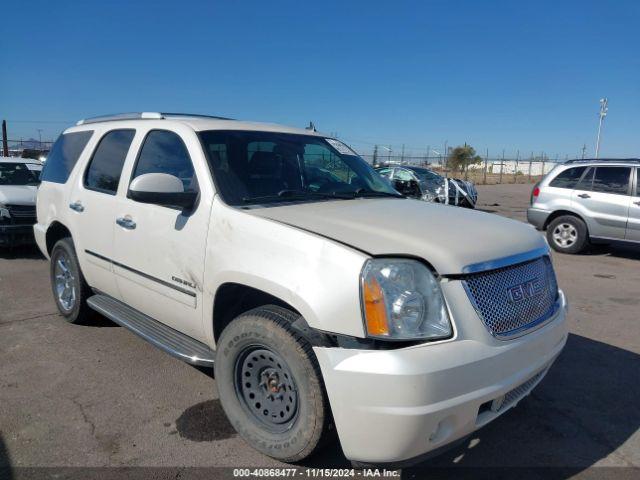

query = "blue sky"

[{"left": 2, "top": 0, "right": 639, "bottom": 158}]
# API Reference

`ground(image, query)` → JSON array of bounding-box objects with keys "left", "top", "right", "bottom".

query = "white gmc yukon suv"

[{"left": 35, "top": 113, "right": 568, "bottom": 466}]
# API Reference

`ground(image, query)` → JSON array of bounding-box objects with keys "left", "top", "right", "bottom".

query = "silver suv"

[{"left": 528, "top": 159, "right": 640, "bottom": 254}]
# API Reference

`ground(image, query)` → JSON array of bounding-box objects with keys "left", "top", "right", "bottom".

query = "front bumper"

[
  {"left": 0, "top": 224, "right": 36, "bottom": 247},
  {"left": 527, "top": 207, "right": 551, "bottom": 230},
  {"left": 314, "top": 290, "right": 568, "bottom": 465}
]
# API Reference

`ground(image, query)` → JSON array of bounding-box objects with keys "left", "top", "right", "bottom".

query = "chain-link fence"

[
  {"left": 1, "top": 138, "right": 54, "bottom": 159},
  {"left": 361, "top": 154, "right": 560, "bottom": 185}
]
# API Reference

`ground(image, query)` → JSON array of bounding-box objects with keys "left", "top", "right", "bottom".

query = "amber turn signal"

[{"left": 363, "top": 276, "right": 389, "bottom": 336}]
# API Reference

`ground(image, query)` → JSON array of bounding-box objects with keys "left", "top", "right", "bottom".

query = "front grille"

[
  {"left": 497, "top": 369, "right": 546, "bottom": 412},
  {"left": 7, "top": 205, "right": 36, "bottom": 218},
  {"left": 5, "top": 205, "right": 36, "bottom": 225},
  {"left": 462, "top": 256, "right": 559, "bottom": 338}
]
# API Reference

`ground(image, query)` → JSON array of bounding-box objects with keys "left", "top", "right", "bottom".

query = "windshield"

[
  {"left": 198, "top": 131, "right": 400, "bottom": 205},
  {"left": 0, "top": 163, "right": 41, "bottom": 186}
]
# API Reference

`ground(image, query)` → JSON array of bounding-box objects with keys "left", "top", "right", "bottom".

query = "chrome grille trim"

[{"left": 462, "top": 256, "right": 559, "bottom": 339}]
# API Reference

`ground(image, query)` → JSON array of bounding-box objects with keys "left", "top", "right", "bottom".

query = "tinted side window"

[
  {"left": 549, "top": 166, "right": 586, "bottom": 189},
  {"left": 40, "top": 131, "right": 93, "bottom": 184},
  {"left": 84, "top": 130, "right": 135, "bottom": 195},
  {"left": 591, "top": 167, "right": 631, "bottom": 195},
  {"left": 132, "top": 130, "right": 197, "bottom": 192}
]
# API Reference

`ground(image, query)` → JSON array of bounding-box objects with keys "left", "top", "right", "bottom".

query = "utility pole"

[
  {"left": 400, "top": 144, "right": 405, "bottom": 164},
  {"left": 581, "top": 144, "right": 587, "bottom": 159},
  {"left": 595, "top": 98, "right": 608, "bottom": 158},
  {"left": 37, "top": 129, "right": 43, "bottom": 150},
  {"left": 2, "top": 120, "right": 8, "bottom": 157}
]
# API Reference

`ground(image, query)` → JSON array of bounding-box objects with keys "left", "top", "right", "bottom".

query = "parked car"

[
  {"left": 35, "top": 112, "right": 567, "bottom": 465},
  {"left": 375, "top": 165, "right": 478, "bottom": 208},
  {"left": 528, "top": 158, "right": 640, "bottom": 254},
  {"left": 0, "top": 157, "right": 42, "bottom": 247}
]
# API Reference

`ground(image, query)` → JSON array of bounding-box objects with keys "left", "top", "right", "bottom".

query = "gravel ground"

[{"left": 0, "top": 183, "right": 638, "bottom": 479}]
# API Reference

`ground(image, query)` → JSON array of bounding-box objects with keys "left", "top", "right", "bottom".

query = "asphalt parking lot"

[{"left": 1, "top": 183, "right": 639, "bottom": 478}]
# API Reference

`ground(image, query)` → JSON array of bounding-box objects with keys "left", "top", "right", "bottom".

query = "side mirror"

[{"left": 129, "top": 173, "right": 197, "bottom": 209}]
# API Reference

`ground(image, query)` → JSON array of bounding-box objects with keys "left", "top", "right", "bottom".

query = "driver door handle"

[
  {"left": 116, "top": 217, "right": 136, "bottom": 230},
  {"left": 577, "top": 193, "right": 591, "bottom": 199},
  {"left": 69, "top": 201, "right": 84, "bottom": 212}
]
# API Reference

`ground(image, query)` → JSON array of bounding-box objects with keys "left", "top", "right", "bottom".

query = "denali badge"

[{"left": 507, "top": 277, "right": 544, "bottom": 303}]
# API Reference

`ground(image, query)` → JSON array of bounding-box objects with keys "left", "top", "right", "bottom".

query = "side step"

[{"left": 87, "top": 294, "right": 215, "bottom": 367}]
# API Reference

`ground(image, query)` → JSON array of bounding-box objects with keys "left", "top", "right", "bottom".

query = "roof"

[
  {"left": 68, "top": 112, "right": 324, "bottom": 137},
  {"left": 564, "top": 158, "right": 640, "bottom": 165}
]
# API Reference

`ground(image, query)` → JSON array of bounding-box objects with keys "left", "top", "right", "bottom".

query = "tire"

[
  {"left": 215, "top": 306, "right": 332, "bottom": 462},
  {"left": 49, "top": 237, "right": 94, "bottom": 323},
  {"left": 546, "top": 215, "right": 589, "bottom": 254}
]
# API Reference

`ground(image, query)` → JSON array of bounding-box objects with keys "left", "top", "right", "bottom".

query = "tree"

[{"left": 446, "top": 143, "right": 482, "bottom": 172}]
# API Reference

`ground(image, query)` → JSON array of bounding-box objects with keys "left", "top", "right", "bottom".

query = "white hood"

[
  {"left": 248, "top": 198, "right": 547, "bottom": 275},
  {"left": 0, "top": 185, "right": 38, "bottom": 206}
]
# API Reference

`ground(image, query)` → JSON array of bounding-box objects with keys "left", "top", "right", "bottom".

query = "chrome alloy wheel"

[
  {"left": 552, "top": 223, "right": 578, "bottom": 248},
  {"left": 54, "top": 254, "right": 76, "bottom": 311}
]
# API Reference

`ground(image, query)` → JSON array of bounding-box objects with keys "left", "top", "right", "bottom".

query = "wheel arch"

[
  {"left": 543, "top": 209, "right": 589, "bottom": 234},
  {"left": 45, "top": 221, "right": 73, "bottom": 254},
  {"left": 212, "top": 282, "right": 303, "bottom": 343}
]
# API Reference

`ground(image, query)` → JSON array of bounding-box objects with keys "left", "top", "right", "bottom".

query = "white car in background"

[{"left": 0, "top": 157, "right": 42, "bottom": 247}]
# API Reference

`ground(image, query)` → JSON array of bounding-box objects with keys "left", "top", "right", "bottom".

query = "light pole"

[
  {"left": 595, "top": 98, "right": 608, "bottom": 158},
  {"left": 379, "top": 145, "right": 392, "bottom": 165}
]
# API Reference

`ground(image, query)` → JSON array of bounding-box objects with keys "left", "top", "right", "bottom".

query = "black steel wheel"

[
  {"left": 215, "top": 305, "right": 333, "bottom": 462},
  {"left": 234, "top": 346, "right": 299, "bottom": 432}
]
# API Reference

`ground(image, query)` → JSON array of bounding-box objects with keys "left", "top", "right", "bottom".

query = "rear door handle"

[
  {"left": 577, "top": 193, "right": 591, "bottom": 199},
  {"left": 634, "top": 201, "right": 640, "bottom": 206},
  {"left": 116, "top": 217, "right": 136, "bottom": 230},
  {"left": 69, "top": 201, "right": 84, "bottom": 212}
]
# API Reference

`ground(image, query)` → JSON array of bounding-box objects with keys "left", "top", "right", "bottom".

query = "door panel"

[
  {"left": 69, "top": 129, "right": 136, "bottom": 298},
  {"left": 113, "top": 129, "right": 211, "bottom": 342},
  {"left": 571, "top": 166, "right": 631, "bottom": 239},
  {"left": 626, "top": 168, "right": 640, "bottom": 241}
]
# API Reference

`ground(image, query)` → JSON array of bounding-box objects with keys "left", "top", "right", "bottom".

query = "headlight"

[
  {"left": 0, "top": 204, "right": 10, "bottom": 219},
  {"left": 361, "top": 258, "right": 452, "bottom": 340}
]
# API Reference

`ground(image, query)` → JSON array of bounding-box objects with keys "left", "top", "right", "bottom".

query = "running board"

[{"left": 87, "top": 294, "right": 215, "bottom": 367}]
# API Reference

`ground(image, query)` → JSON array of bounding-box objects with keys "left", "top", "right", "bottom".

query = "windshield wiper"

[
  {"left": 352, "top": 188, "right": 405, "bottom": 198},
  {"left": 242, "top": 189, "right": 354, "bottom": 204}
]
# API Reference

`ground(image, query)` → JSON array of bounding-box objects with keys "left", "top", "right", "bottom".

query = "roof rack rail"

[
  {"left": 76, "top": 112, "right": 163, "bottom": 125},
  {"left": 76, "top": 112, "right": 234, "bottom": 126},
  {"left": 161, "top": 112, "right": 234, "bottom": 121},
  {"left": 564, "top": 158, "right": 640, "bottom": 165}
]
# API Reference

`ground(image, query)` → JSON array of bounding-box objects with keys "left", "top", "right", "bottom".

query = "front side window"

[
  {"left": 41, "top": 130, "right": 93, "bottom": 184},
  {"left": 132, "top": 130, "right": 198, "bottom": 192},
  {"left": 198, "top": 131, "right": 399, "bottom": 206},
  {"left": 84, "top": 129, "right": 135, "bottom": 195},
  {"left": 0, "top": 163, "right": 41, "bottom": 186},
  {"left": 591, "top": 167, "right": 631, "bottom": 195},
  {"left": 549, "top": 166, "right": 587, "bottom": 189}
]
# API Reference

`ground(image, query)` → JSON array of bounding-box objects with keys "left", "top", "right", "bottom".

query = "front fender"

[{"left": 203, "top": 198, "right": 370, "bottom": 346}]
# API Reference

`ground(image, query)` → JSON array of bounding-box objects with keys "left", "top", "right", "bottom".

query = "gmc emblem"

[{"left": 507, "top": 277, "right": 545, "bottom": 303}]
